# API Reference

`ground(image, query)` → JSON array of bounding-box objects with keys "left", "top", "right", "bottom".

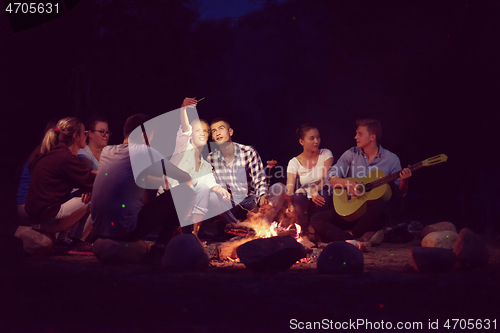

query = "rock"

[
  {"left": 317, "top": 241, "right": 364, "bottom": 274},
  {"left": 453, "top": 228, "right": 489, "bottom": 269},
  {"left": 162, "top": 234, "right": 209, "bottom": 271},
  {"left": 93, "top": 238, "right": 150, "bottom": 264},
  {"left": 410, "top": 247, "right": 456, "bottom": 272},
  {"left": 17, "top": 227, "right": 54, "bottom": 257},
  {"left": 14, "top": 226, "right": 32, "bottom": 238},
  {"left": 236, "top": 236, "right": 306, "bottom": 272},
  {"left": 421, "top": 231, "right": 459, "bottom": 250},
  {"left": 420, "top": 221, "right": 457, "bottom": 238},
  {"left": 0, "top": 233, "right": 24, "bottom": 264}
]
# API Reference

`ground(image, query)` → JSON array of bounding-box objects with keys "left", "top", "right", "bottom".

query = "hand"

[
  {"left": 346, "top": 181, "right": 362, "bottom": 197},
  {"left": 400, "top": 167, "right": 412, "bottom": 181},
  {"left": 258, "top": 195, "right": 268, "bottom": 207},
  {"left": 311, "top": 192, "right": 325, "bottom": 207},
  {"left": 181, "top": 97, "right": 197, "bottom": 109},
  {"left": 82, "top": 191, "right": 92, "bottom": 204},
  {"left": 220, "top": 188, "right": 231, "bottom": 201},
  {"left": 213, "top": 186, "right": 231, "bottom": 201}
]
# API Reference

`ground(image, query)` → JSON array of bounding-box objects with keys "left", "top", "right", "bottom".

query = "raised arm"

[{"left": 180, "top": 97, "right": 197, "bottom": 133}]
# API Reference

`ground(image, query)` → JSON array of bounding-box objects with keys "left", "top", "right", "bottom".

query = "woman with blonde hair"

[
  {"left": 25, "top": 117, "right": 95, "bottom": 235},
  {"left": 168, "top": 98, "right": 230, "bottom": 236},
  {"left": 16, "top": 118, "right": 58, "bottom": 225}
]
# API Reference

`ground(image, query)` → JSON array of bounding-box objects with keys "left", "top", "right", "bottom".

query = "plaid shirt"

[{"left": 208, "top": 142, "right": 267, "bottom": 203}]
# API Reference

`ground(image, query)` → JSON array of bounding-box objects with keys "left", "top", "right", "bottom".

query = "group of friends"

[{"left": 17, "top": 97, "right": 412, "bottom": 259}]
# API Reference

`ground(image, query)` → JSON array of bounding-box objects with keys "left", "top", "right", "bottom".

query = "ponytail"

[
  {"left": 40, "top": 128, "right": 60, "bottom": 155},
  {"left": 30, "top": 117, "right": 83, "bottom": 171}
]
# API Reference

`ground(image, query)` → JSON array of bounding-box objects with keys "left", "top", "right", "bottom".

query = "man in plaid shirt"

[{"left": 208, "top": 118, "right": 268, "bottom": 226}]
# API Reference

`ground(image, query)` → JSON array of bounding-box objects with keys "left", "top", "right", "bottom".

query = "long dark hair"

[{"left": 296, "top": 123, "right": 318, "bottom": 140}]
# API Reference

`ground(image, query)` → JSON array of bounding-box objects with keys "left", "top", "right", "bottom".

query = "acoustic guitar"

[{"left": 332, "top": 154, "right": 448, "bottom": 221}]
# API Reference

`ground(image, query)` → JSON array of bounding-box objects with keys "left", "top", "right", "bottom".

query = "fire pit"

[{"left": 212, "top": 211, "right": 304, "bottom": 262}]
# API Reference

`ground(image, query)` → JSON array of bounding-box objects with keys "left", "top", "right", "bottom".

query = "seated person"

[
  {"left": 310, "top": 119, "right": 411, "bottom": 243},
  {"left": 69, "top": 117, "right": 110, "bottom": 243},
  {"left": 167, "top": 98, "right": 230, "bottom": 236},
  {"left": 77, "top": 116, "right": 111, "bottom": 171},
  {"left": 90, "top": 114, "right": 194, "bottom": 260},
  {"left": 207, "top": 117, "right": 268, "bottom": 231},
  {"left": 25, "top": 117, "right": 95, "bottom": 236},
  {"left": 16, "top": 118, "right": 58, "bottom": 226},
  {"left": 285, "top": 123, "right": 334, "bottom": 247}
]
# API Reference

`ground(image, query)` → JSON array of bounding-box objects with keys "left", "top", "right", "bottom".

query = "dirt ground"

[{"left": 1, "top": 234, "right": 499, "bottom": 333}]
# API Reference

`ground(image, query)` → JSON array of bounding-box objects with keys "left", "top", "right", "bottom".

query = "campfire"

[
  {"left": 215, "top": 210, "right": 303, "bottom": 262},
  {"left": 211, "top": 159, "right": 308, "bottom": 262}
]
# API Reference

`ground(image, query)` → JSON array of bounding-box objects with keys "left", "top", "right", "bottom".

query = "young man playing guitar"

[{"left": 310, "top": 119, "right": 412, "bottom": 243}]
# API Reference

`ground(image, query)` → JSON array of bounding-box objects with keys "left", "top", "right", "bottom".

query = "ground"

[{"left": 1, "top": 235, "right": 499, "bottom": 333}]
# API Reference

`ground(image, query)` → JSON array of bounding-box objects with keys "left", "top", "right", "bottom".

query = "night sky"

[{"left": 1, "top": 0, "right": 499, "bottom": 232}]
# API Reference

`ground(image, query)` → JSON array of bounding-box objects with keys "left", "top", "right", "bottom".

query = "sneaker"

[
  {"left": 68, "top": 240, "right": 94, "bottom": 256},
  {"left": 346, "top": 240, "right": 371, "bottom": 252},
  {"left": 369, "top": 229, "right": 385, "bottom": 246}
]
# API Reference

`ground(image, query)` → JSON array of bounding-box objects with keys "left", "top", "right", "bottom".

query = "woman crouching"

[{"left": 25, "top": 117, "right": 95, "bottom": 238}]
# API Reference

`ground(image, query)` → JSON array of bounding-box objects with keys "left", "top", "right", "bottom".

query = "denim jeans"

[{"left": 192, "top": 182, "right": 210, "bottom": 216}]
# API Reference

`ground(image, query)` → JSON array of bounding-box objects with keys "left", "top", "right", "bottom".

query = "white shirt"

[
  {"left": 167, "top": 125, "right": 218, "bottom": 189},
  {"left": 287, "top": 148, "right": 333, "bottom": 198}
]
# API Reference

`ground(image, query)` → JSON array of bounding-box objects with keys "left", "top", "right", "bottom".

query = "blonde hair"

[
  {"left": 191, "top": 118, "right": 209, "bottom": 128},
  {"left": 40, "top": 117, "right": 83, "bottom": 155}
]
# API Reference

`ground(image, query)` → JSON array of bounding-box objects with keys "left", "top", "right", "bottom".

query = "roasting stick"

[{"left": 266, "top": 160, "right": 277, "bottom": 197}]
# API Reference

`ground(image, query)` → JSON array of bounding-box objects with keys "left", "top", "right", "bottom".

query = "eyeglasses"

[
  {"left": 83, "top": 130, "right": 89, "bottom": 136},
  {"left": 91, "top": 129, "right": 112, "bottom": 137}
]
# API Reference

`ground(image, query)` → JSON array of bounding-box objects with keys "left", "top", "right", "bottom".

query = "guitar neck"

[{"left": 369, "top": 162, "right": 423, "bottom": 189}]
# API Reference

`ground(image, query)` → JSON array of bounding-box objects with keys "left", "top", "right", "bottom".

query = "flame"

[
  {"left": 221, "top": 216, "right": 308, "bottom": 264},
  {"left": 241, "top": 220, "right": 279, "bottom": 238},
  {"left": 242, "top": 219, "right": 302, "bottom": 240}
]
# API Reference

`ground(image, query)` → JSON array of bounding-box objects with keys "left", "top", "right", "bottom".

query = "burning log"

[
  {"left": 215, "top": 236, "right": 249, "bottom": 260},
  {"left": 236, "top": 236, "right": 306, "bottom": 272},
  {"left": 224, "top": 223, "right": 255, "bottom": 237},
  {"left": 212, "top": 199, "right": 304, "bottom": 263}
]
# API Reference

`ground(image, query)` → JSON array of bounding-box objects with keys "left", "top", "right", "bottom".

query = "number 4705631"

[
  {"left": 444, "top": 319, "right": 496, "bottom": 330},
  {"left": 5, "top": 2, "right": 59, "bottom": 14}
]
